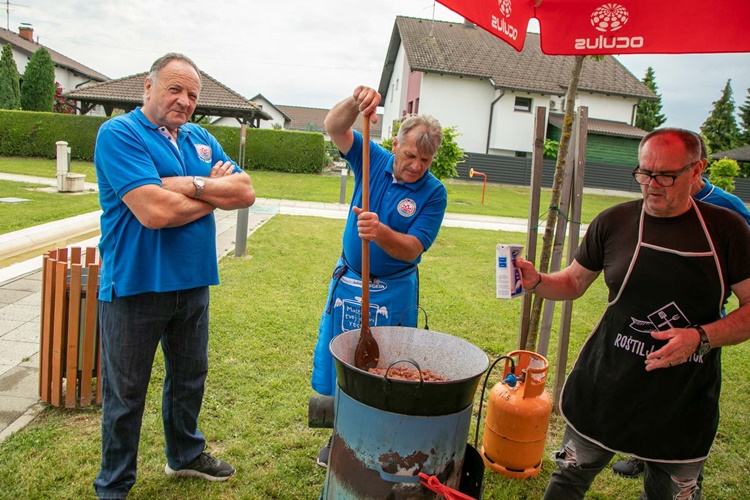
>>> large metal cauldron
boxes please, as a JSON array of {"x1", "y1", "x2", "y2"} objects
[
  {"x1": 324, "y1": 327, "x2": 489, "y2": 499},
  {"x1": 330, "y1": 326, "x2": 489, "y2": 416}
]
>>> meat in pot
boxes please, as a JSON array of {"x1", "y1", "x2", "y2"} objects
[{"x1": 368, "y1": 365, "x2": 448, "y2": 382}]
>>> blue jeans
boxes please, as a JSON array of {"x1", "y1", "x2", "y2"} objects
[
  {"x1": 544, "y1": 426, "x2": 704, "y2": 500},
  {"x1": 93, "y1": 287, "x2": 210, "y2": 499}
]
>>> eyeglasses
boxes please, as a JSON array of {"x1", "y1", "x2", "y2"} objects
[{"x1": 631, "y1": 161, "x2": 697, "y2": 187}]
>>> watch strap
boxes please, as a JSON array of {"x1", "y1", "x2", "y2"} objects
[
  {"x1": 693, "y1": 324, "x2": 710, "y2": 354},
  {"x1": 192, "y1": 176, "x2": 205, "y2": 199}
]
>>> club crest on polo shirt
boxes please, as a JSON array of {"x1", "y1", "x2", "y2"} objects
[
  {"x1": 195, "y1": 144, "x2": 212, "y2": 163},
  {"x1": 397, "y1": 198, "x2": 417, "y2": 217}
]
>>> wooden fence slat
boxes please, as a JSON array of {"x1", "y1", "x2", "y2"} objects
[
  {"x1": 80, "y1": 263, "x2": 99, "y2": 407},
  {"x1": 71, "y1": 247, "x2": 82, "y2": 266},
  {"x1": 51, "y1": 260, "x2": 68, "y2": 407},
  {"x1": 39, "y1": 247, "x2": 101, "y2": 408},
  {"x1": 65, "y1": 264, "x2": 83, "y2": 408},
  {"x1": 40, "y1": 253, "x2": 54, "y2": 402},
  {"x1": 85, "y1": 247, "x2": 96, "y2": 266}
]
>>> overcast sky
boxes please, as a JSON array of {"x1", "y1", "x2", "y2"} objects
[{"x1": 12, "y1": 0, "x2": 750, "y2": 133}]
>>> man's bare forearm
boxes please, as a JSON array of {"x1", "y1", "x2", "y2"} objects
[{"x1": 161, "y1": 171, "x2": 255, "y2": 210}]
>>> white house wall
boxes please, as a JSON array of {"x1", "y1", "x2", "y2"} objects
[
  {"x1": 11, "y1": 50, "x2": 27, "y2": 78},
  {"x1": 381, "y1": 44, "x2": 410, "y2": 140},
  {"x1": 487, "y1": 91, "x2": 539, "y2": 155},
  {"x1": 54, "y1": 67, "x2": 107, "y2": 116},
  {"x1": 250, "y1": 96, "x2": 287, "y2": 129},
  {"x1": 380, "y1": 37, "x2": 645, "y2": 156},
  {"x1": 213, "y1": 96, "x2": 287, "y2": 131},
  {"x1": 575, "y1": 93, "x2": 638, "y2": 124},
  {"x1": 212, "y1": 117, "x2": 243, "y2": 127},
  {"x1": 415, "y1": 74, "x2": 494, "y2": 154},
  {"x1": 384, "y1": 75, "x2": 642, "y2": 155}
]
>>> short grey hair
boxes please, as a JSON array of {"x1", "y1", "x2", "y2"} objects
[
  {"x1": 143, "y1": 53, "x2": 202, "y2": 102},
  {"x1": 639, "y1": 128, "x2": 702, "y2": 164},
  {"x1": 397, "y1": 115, "x2": 443, "y2": 156},
  {"x1": 695, "y1": 132, "x2": 708, "y2": 159}
]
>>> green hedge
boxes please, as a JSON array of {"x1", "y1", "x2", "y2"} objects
[
  {"x1": 0, "y1": 110, "x2": 326, "y2": 173},
  {"x1": 0, "y1": 110, "x2": 106, "y2": 159},
  {"x1": 203, "y1": 125, "x2": 326, "y2": 174}
]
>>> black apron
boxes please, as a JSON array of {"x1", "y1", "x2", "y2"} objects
[{"x1": 561, "y1": 199, "x2": 724, "y2": 462}]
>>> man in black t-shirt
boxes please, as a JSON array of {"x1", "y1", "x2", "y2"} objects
[
  {"x1": 516, "y1": 128, "x2": 750, "y2": 499},
  {"x1": 610, "y1": 133, "x2": 750, "y2": 480}
]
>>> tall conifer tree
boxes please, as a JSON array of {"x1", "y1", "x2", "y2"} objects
[
  {"x1": 700, "y1": 79, "x2": 742, "y2": 154},
  {"x1": 738, "y1": 87, "x2": 750, "y2": 145},
  {"x1": 635, "y1": 67, "x2": 666, "y2": 131},
  {"x1": 20, "y1": 47, "x2": 55, "y2": 111},
  {"x1": 0, "y1": 43, "x2": 21, "y2": 110}
]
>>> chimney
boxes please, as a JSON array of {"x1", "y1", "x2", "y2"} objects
[
  {"x1": 18, "y1": 25, "x2": 34, "y2": 42},
  {"x1": 463, "y1": 19, "x2": 476, "y2": 29}
]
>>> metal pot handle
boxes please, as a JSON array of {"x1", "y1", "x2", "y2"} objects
[
  {"x1": 396, "y1": 305, "x2": 429, "y2": 329},
  {"x1": 382, "y1": 358, "x2": 424, "y2": 397}
]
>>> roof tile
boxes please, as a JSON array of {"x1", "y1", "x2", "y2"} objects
[
  {"x1": 0, "y1": 27, "x2": 108, "y2": 81},
  {"x1": 393, "y1": 17, "x2": 655, "y2": 100},
  {"x1": 64, "y1": 70, "x2": 270, "y2": 120},
  {"x1": 711, "y1": 145, "x2": 750, "y2": 162},
  {"x1": 277, "y1": 105, "x2": 383, "y2": 137},
  {"x1": 548, "y1": 113, "x2": 647, "y2": 139}
]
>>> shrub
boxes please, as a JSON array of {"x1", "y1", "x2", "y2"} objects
[
  {"x1": 205, "y1": 125, "x2": 325, "y2": 173},
  {"x1": 54, "y1": 82, "x2": 74, "y2": 114},
  {"x1": 543, "y1": 138, "x2": 559, "y2": 159},
  {"x1": 430, "y1": 126, "x2": 464, "y2": 180},
  {"x1": 0, "y1": 110, "x2": 326, "y2": 173},
  {"x1": 380, "y1": 121, "x2": 464, "y2": 180},
  {"x1": 707, "y1": 157, "x2": 740, "y2": 193},
  {"x1": 0, "y1": 110, "x2": 105, "y2": 159},
  {"x1": 20, "y1": 48, "x2": 55, "y2": 112},
  {"x1": 0, "y1": 43, "x2": 21, "y2": 110}
]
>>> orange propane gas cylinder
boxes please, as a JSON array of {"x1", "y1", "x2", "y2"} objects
[{"x1": 480, "y1": 350, "x2": 552, "y2": 479}]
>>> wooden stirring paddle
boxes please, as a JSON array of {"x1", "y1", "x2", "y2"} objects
[{"x1": 354, "y1": 116, "x2": 380, "y2": 370}]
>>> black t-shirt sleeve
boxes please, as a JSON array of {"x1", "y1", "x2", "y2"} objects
[
  {"x1": 702, "y1": 202, "x2": 750, "y2": 286},
  {"x1": 575, "y1": 213, "x2": 604, "y2": 272}
]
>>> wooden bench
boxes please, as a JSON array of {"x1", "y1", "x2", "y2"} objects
[{"x1": 39, "y1": 247, "x2": 101, "y2": 408}]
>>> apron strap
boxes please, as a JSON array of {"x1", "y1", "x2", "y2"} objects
[
  {"x1": 325, "y1": 263, "x2": 349, "y2": 314},
  {"x1": 341, "y1": 251, "x2": 417, "y2": 280},
  {"x1": 327, "y1": 253, "x2": 419, "y2": 314}
]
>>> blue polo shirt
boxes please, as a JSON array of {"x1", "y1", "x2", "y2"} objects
[
  {"x1": 95, "y1": 107, "x2": 238, "y2": 301},
  {"x1": 694, "y1": 177, "x2": 750, "y2": 225},
  {"x1": 341, "y1": 130, "x2": 447, "y2": 277}
]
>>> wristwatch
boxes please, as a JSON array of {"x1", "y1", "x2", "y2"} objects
[
  {"x1": 192, "y1": 176, "x2": 205, "y2": 199},
  {"x1": 693, "y1": 325, "x2": 711, "y2": 356}
]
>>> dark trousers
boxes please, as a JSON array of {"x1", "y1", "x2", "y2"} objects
[
  {"x1": 93, "y1": 287, "x2": 210, "y2": 499},
  {"x1": 544, "y1": 426, "x2": 704, "y2": 500}
]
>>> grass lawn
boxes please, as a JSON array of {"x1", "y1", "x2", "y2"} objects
[
  {"x1": 0, "y1": 180, "x2": 100, "y2": 234},
  {"x1": 0, "y1": 156, "x2": 636, "y2": 235},
  {"x1": 0, "y1": 156, "x2": 97, "y2": 181},
  {"x1": 0, "y1": 216, "x2": 747, "y2": 498}
]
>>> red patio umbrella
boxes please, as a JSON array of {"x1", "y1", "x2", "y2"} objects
[
  {"x1": 435, "y1": 0, "x2": 750, "y2": 396},
  {"x1": 436, "y1": 0, "x2": 750, "y2": 55}
]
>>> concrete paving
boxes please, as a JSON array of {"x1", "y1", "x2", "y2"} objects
[
  {"x1": 0, "y1": 172, "x2": 99, "y2": 192},
  {"x1": 0, "y1": 171, "x2": 564, "y2": 446},
  {"x1": 0, "y1": 204, "x2": 277, "y2": 444}
]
